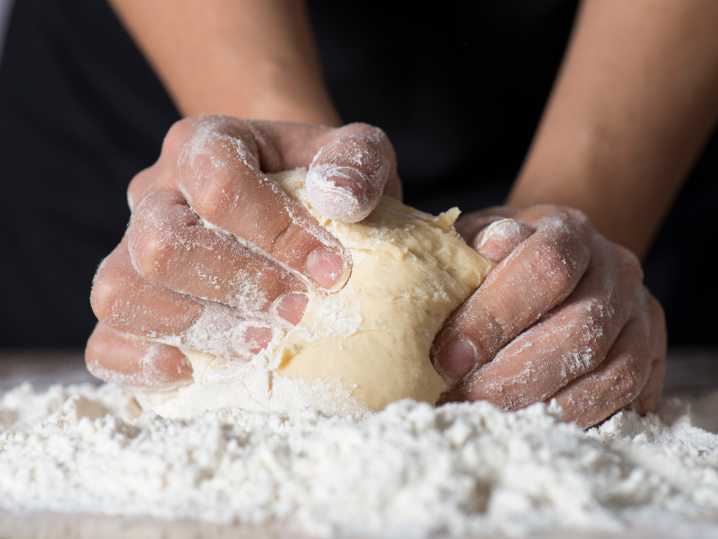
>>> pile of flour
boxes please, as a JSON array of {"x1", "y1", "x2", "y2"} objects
[{"x1": 1, "y1": 382, "x2": 718, "y2": 538}]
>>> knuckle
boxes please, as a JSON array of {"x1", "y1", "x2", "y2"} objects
[
  {"x1": 163, "y1": 118, "x2": 197, "y2": 154},
  {"x1": 127, "y1": 193, "x2": 186, "y2": 280},
  {"x1": 265, "y1": 219, "x2": 305, "y2": 256},
  {"x1": 127, "y1": 168, "x2": 156, "y2": 209},
  {"x1": 563, "y1": 206, "x2": 592, "y2": 229},
  {"x1": 129, "y1": 224, "x2": 174, "y2": 280},
  {"x1": 253, "y1": 271, "x2": 299, "y2": 306},
  {"x1": 177, "y1": 134, "x2": 258, "y2": 223},
  {"x1": 540, "y1": 205, "x2": 594, "y2": 240},
  {"x1": 527, "y1": 214, "x2": 592, "y2": 293},
  {"x1": 474, "y1": 303, "x2": 511, "y2": 355},
  {"x1": 90, "y1": 270, "x2": 123, "y2": 324},
  {"x1": 567, "y1": 338, "x2": 603, "y2": 374},
  {"x1": 615, "y1": 353, "x2": 644, "y2": 398},
  {"x1": 461, "y1": 373, "x2": 506, "y2": 408},
  {"x1": 489, "y1": 386, "x2": 522, "y2": 412},
  {"x1": 616, "y1": 245, "x2": 644, "y2": 282},
  {"x1": 189, "y1": 168, "x2": 237, "y2": 222},
  {"x1": 243, "y1": 122, "x2": 281, "y2": 171},
  {"x1": 533, "y1": 238, "x2": 580, "y2": 290},
  {"x1": 84, "y1": 328, "x2": 102, "y2": 365}
]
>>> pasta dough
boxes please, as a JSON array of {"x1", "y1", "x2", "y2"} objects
[{"x1": 136, "y1": 169, "x2": 494, "y2": 417}]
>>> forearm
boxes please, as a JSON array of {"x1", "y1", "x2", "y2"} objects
[
  {"x1": 108, "y1": 0, "x2": 341, "y2": 126},
  {"x1": 508, "y1": 0, "x2": 718, "y2": 258}
]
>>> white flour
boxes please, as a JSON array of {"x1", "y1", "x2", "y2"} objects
[{"x1": 1, "y1": 382, "x2": 718, "y2": 538}]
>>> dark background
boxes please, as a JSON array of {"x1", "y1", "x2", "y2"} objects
[{"x1": 0, "y1": 0, "x2": 715, "y2": 348}]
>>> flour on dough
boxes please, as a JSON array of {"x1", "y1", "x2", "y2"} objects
[{"x1": 135, "y1": 168, "x2": 494, "y2": 418}]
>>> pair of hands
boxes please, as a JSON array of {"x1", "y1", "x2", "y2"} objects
[{"x1": 86, "y1": 115, "x2": 666, "y2": 428}]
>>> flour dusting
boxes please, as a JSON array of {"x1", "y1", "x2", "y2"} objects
[{"x1": 1, "y1": 382, "x2": 717, "y2": 537}]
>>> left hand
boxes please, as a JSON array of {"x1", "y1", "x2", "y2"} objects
[
  {"x1": 86, "y1": 117, "x2": 401, "y2": 389},
  {"x1": 433, "y1": 205, "x2": 666, "y2": 428}
]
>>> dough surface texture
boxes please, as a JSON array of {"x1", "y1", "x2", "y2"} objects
[{"x1": 137, "y1": 169, "x2": 493, "y2": 418}]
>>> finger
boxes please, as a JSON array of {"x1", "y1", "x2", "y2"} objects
[
  {"x1": 92, "y1": 239, "x2": 278, "y2": 361},
  {"x1": 440, "y1": 240, "x2": 642, "y2": 404},
  {"x1": 433, "y1": 207, "x2": 592, "y2": 380},
  {"x1": 472, "y1": 219, "x2": 534, "y2": 263},
  {"x1": 128, "y1": 189, "x2": 308, "y2": 324},
  {"x1": 632, "y1": 294, "x2": 667, "y2": 415},
  {"x1": 86, "y1": 322, "x2": 193, "y2": 389},
  {"x1": 173, "y1": 117, "x2": 351, "y2": 291},
  {"x1": 440, "y1": 276, "x2": 628, "y2": 407},
  {"x1": 455, "y1": 209, "x2": 534, "y2": 262},
  {"x1": 228, "y1": 120, "x2": 401, "y2": 218},
  {"x1": 305, "y1": 123, "x2": 401, "y2": 222},
  {"x1": 454, "y1": 206, "x2": 525, "y2": 242},
  {"x1": 92, "y1": 239, "x2": 204, "y2": 338},
  {"x1": 551, "y1": 316, "x2": 653, "y2": 428}
]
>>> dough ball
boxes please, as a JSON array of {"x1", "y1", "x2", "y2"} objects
[{"x1": 135, "y1": 169, "x2": 494, "y2": 418}]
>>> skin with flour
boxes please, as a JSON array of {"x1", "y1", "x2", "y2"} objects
[
  {"x1": 85, "y1": 0, "x2": 713, "y2": 427},
  {"x1": 135, "y1": 169, "x2": 494, "y2": 417}
]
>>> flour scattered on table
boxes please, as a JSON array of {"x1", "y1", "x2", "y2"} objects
[{"x1": 1, "y1": 383, "x2": 718, "y2": 538}]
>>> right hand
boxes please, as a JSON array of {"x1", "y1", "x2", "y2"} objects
[
  {"x1": 433, "y1": 206, "x2": 666, "y2": 428},
  {"x1": 86, "y1": 116, "x2": 401, "y2": 389}
]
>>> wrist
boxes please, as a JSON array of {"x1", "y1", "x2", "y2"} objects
[
  {"x1": 175, "y1": 61, "x2": 342, "y2": 127},
  {"x1": 244, "y1": 62, "x2": 342, "y2": 126}
]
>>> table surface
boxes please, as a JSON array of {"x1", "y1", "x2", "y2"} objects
[{"x1": 1, "y1": 348, "x2": 717, "y2": 539}]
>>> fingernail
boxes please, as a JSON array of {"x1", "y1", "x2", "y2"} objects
[
  {"x1": 438, "y1": 339, "x2": 476, "y2": 380},
  {"x1": 244, "y1": 327, "x2": 272, "y2": 354},
  {"x1": 306, "y1": 250, "x2": 349, "y2": 290},
  {"x1": 277, "y1": 293, "x2": 308, "y2": 325}
]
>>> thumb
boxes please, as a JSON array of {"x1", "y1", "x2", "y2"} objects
[
  {"x1": 472, "y1": 218, "x2": 535, "y2": 263},
  {"x1": 306, "y1": 123, "x2": 401, "y2": 223}
]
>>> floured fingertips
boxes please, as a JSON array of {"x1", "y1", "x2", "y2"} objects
[{"x1": 473, "y1": 219, "x2": 534, "y2": 262}]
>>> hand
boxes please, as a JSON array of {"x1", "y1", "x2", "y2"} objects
[
  {"x1": 86, "y1": 115, "x2": 400, "y2": 388},
  {"x1": 433, "y1": 205, "x2": 667, "y2": 428}
]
